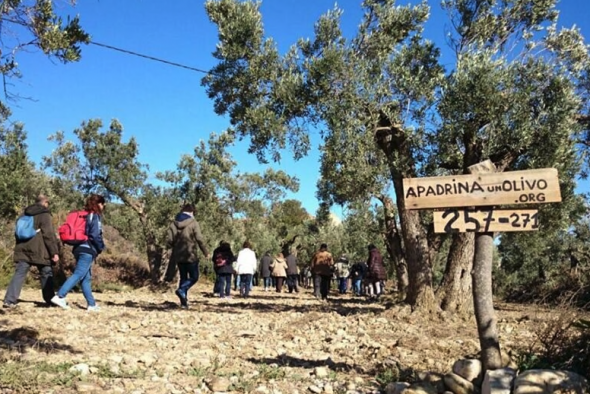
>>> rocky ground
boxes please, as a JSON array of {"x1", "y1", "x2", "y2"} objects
[{"x1": 0, "y1": 283, "x2": 552, "y2": 394}]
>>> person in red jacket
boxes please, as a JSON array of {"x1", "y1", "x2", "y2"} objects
[{"x1": 366, "y1": 244, "x2": 386, "y2": 299}]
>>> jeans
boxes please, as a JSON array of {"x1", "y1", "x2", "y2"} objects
[
  {"x1": 178, "y1": 262, "x2": 199, "y2": 294},
  {"x1": 314, "y1": 274, "x2": 331, "y2": 299},
  {"x1": 353, "y1": 278, "x2": 362, "y2": 295},
  {"x1": 263, "y1": 277, "x2": 271, "y2": 289},
  {"x1": 287, "y1": 274, "x2": 299, "y2": 293},
  {"x1": 218, "y1": 273, "x2": 232, "y2": 297},
  {"x1": 234, "y1": 274, "x2": 240, "y2": 290},
  {"x1": 58, "y1": 253, "x2": 96, "y2": 307},
  {"x1": 338, "y1": 277, "x2": 348, "y2": 294},
  {"x1": 3, "y1": 261, "x2": 54, "y2": 305},
  {"x1": 240, "y1": 274, "x2": 253, "y2": 297}
]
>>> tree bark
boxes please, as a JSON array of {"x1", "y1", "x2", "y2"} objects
[
  {"x1": 379, "y1": 195, "x2": 408, "y2": 299},
  {"x1": 438, "y1": 232, "x2": 474, "y2": 312},
  {"x1": 469, "y1": 161, "x2": 502, "y2": 371},
  {"x1": 375, "y1": 124, "x2": 435, "y2": 311}
]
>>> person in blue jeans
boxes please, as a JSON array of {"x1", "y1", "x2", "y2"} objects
[
  {"x1": 52, "y1": 194, "x2": 106, "y2": 311},
  {"x1": 165, "y1": 204, "x2": 209, "y2": 309},
  {"x1": 212, "y1": 241, "x2": 235, "y2": 298}
]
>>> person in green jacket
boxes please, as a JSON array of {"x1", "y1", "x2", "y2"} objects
[
  {"x1": 3, "y1": 195, "x2": 60, "y2": 308},
  {"x1": 166, "y1": 204, "x2": 209, "y2": 309}
]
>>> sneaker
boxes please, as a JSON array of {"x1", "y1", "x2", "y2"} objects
[
  {"x1": 87, "y1": 305, "x2": 100, "y2": 312},
  {"x1": 2, "y1": 302, "x2": 17, "y2": 309},
  {"x1": 50, "y1": 295, "x2": 70, "y2": 310},
  {"x1": 180, "y1": 304, "x2": 189, "y2": 310}
]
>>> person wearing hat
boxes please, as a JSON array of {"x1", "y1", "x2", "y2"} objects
[{"x1": 334, "y1": 254, "x2": 350, "y2": 294}]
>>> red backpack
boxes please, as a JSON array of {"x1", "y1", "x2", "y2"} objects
[{"x1": 59, "y1": 210, "x2": 90, "y2": 245}]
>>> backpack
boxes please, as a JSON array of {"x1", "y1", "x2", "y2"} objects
[
  {"x1": 214, "y1": 251, "x2": 227, "y2": 267},
  {"x1": 59, "y1": 210, "x2": 91, "y2": 245},
  {"x1": 15, "y1": 215, "x2": 39, "y2": 241}
]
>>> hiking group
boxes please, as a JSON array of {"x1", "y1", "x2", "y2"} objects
[{"x1": 3, "y1": 197, "x2": 387, "y2": 310}]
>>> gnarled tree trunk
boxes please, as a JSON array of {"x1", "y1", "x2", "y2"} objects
[
  {"x1": 437, "y1": 232, "x2": 474, "y2": 312},
  {"x1": 378, "y1": 195, "x2": 408, "y2": 299}
]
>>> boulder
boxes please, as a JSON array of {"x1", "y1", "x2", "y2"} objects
[
  {"x1": 401, "y1": 382, "x2": 438, "y2": 394},
  {"x1": 452, "y1": 359, "x2": 483, "y2": 385},
  {"x1": 482, "y1": 368, "x2": 516, "y2": 394},
  {"x1": 444, "y1": 373, "x2": 475, "y2": 394},
  {"x1": 386, "y1": 382, "x2": 410, "y2": 394},
  {"x1": 513, "y1": 370, "x2": 588, "y2": 394},
  {"x1": 207, "y1": 376, "x2": 230, "y2": 392}
]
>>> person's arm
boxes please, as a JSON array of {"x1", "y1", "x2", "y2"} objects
[
  {"x1": 87, "y1": 214, "x2": 105, "y2": 254},
  {"x1": 39, "y1": 213, "x2": 59, "y2": 257},
  {"x1": 191, "y1": 221, "x2": 209, "y2": 257},
  {"x1": 166, "y1": 223, "x2": 176, "y2": 249}
]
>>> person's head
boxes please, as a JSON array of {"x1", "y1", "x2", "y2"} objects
[
  {"x1": 320, "y1": 243, "x2": 328, "y2": 251},
  {"x1": 181, "y1": 203, "x2": 195, "y2": 216},
  {"x1": 368, "y1": 244, "x2": 376, "y2": 251},
  {"x1": 220, "y1": 240, "x2": 231, "y2": 249},
  {"x1": 277, "y1": 252, "x2": 284, "y2": 259},
  {"x1": 243, "y1": 240, "x2": 252, "y2": 249},
  {"x1": 84, "y1": 194, "x2": 106, "y2": 213},
  {"x1": 340, "y1": 254, "x2": 348, "y2": 262},
  {"x1": 36, "y1": 194, "x2": 50, "y2": 208}
]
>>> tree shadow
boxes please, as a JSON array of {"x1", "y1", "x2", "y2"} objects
[
  {"x1": 196, "y1": 299, "x2": 384, "y2": 316},
  {"x1": 104, "y1": 299, "x2": 181, "y2": 311},
  {"x1": 247, "y1": 354, "x2": 360, "y2": 372},
  {"x1": 0, "y1": 326, "x2": 81, "y2": 354}
]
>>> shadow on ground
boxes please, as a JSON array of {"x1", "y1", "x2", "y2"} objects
[{"x1": 0, "y1": 325, "x2": 81, "y2": 354}]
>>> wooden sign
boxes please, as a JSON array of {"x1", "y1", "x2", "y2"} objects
[
  {"x1": 434, "y1": 209, "x2": 539, "y2": 233},
  {"x1": 403, "y1": 168, "x2": 561, "y2": 209}
]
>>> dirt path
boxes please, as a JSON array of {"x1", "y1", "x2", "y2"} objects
[{"x1": 0, "y1": 284, "x2": 542, "y2": 394}]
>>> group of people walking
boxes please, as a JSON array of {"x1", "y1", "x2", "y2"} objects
[{"x1": 3, "y1": 197, "x2": 387, "y2": 311}]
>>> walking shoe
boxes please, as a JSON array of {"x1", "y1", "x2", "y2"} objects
[
  {"x1": 2, "y1": 302, "x2": 17, "y2": 309},
  {"x1": 175, "y1": 289, "x2": 188, "y2": 307},
  {"x1": 50, "y1": 295, "x2": 70, "y2": 310},
  {"x1": 87, "y1": 305, "x2": 101, "y2": 312}
]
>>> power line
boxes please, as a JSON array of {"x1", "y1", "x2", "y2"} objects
[{"x1": 89, "y1": 41, "x2": 211, "y2": 75}]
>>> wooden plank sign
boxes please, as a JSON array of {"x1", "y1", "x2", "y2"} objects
[
  {"x1": 433, "y1": 209, "x2": 539, "y2": 233},
  {"x1": 403, "y1": 168, "x2": 561, "y2": 209}
]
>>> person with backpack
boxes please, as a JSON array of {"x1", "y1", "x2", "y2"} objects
[
  {"x1": 235, "y1": 240, "x2": 257, "y2": 297},
  {"x1": 350, "y1": 260, "x2": 368, "y2": 296},
  {"x1": 3, "y1": 195, "x2": 60, "y2": 309},
  {"x1": 163, "y1": 203, "x2": 209, "y2": 309},
  {"x1": 212, "y1": 241, "x2": 234, "y2": 298},
  {"x1": 51, "y1": 194, "x2": 106, "y2": 311}
]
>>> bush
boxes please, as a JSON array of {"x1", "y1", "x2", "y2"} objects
[{"x1": 515, "y1": 306, "x2": 590, "y2": 380}]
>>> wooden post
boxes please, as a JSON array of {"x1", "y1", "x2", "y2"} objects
[{"x1": 469, "y1": 160, "x2": 502, "y2": 371}]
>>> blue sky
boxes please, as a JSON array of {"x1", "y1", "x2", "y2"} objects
[{"x1": 9, "y1": 0, "x2": 590, "y2": 215}]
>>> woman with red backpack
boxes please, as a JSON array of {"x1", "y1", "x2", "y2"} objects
[
  {"x1": 51, "y1": 194, "x2": 106, "y2": 311},
  {"x1": 212, "y1": 241, "x2": 235, "y2": 298}
]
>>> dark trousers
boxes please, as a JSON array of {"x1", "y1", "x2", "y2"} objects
[
  {"x1": 314, "y1": 274, "x2": 331, "y2": 299},
  {"x1": 275, "y1": 277, "x2": 285, "y2": 292},
  {"x1": 217, "y1": 273, "x2": 232, "y2": 297},
  {"x1": 4, "y1": 261, "x2": 54, "y2": 305},
  {"x1": 240, "y1": 274, "x2": 253, "y2": 297},
  {"x1": 287, "y1": 274, "x2": 299, "y2": 293},
  {"x1": 178, "y1": 262, "x2": 199, "y2": 294},
  {"x1": 338, "y1": 277, "x2": 348, "y2": 294}
]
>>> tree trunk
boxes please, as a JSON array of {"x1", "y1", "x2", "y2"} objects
[
  {"x1": 392, "y1": 176, "x2": 436, "y2": 309},
  {"x1": 438, "y1": 232, "x2": 474, "y2": 312},
  {"x1": 469, "y1": 161, "x2": 502, "y2": 371},
  {"x1": 375, "y1": 124, "x2": 435, "y2": 311},
  {"x1": 379, "y1": 195, "x2": 408, "y2": 299}
]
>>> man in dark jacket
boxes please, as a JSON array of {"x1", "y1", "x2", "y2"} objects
[
  {"x1": 260, "y1": 252, "x2": 273, "y2": 291},
  {"x1": 212, "y1": 241, "x2": 235, "y2": 298},
  {"x1": 350, "y1": 261, "x2": 368, "y2": 296},
  {"x1": 286, "y1": 251, "x2": 299, "y2": 294},
  {"x1": 3, "y1": 195, "x2": 60, "y2": 308},
  {"x1": 166, "y1": 204, "x2": 209, "y2": 308},
  {"x1": 311, "y1": 243, "x2": 334, "y2": 300}
]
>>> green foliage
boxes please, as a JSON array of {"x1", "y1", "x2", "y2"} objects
[
  {"x1": 0, "y1": 1, "x2": 89, "y2": 102},
  {"x1": 0, "y1": 359, "x2": 77, "y2": 391}
]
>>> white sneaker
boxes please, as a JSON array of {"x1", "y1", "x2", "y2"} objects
[
  {"x1": 87, "y1": 305, "x2": 100, "y2": 312},
  {"x1": 51, "y1": 295, "x2": 70, "y2": 310}
]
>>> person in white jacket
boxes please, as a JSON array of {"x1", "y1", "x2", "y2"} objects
[{"x1": 236, "y1": 241, "x2": 257, "y2": 297}]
